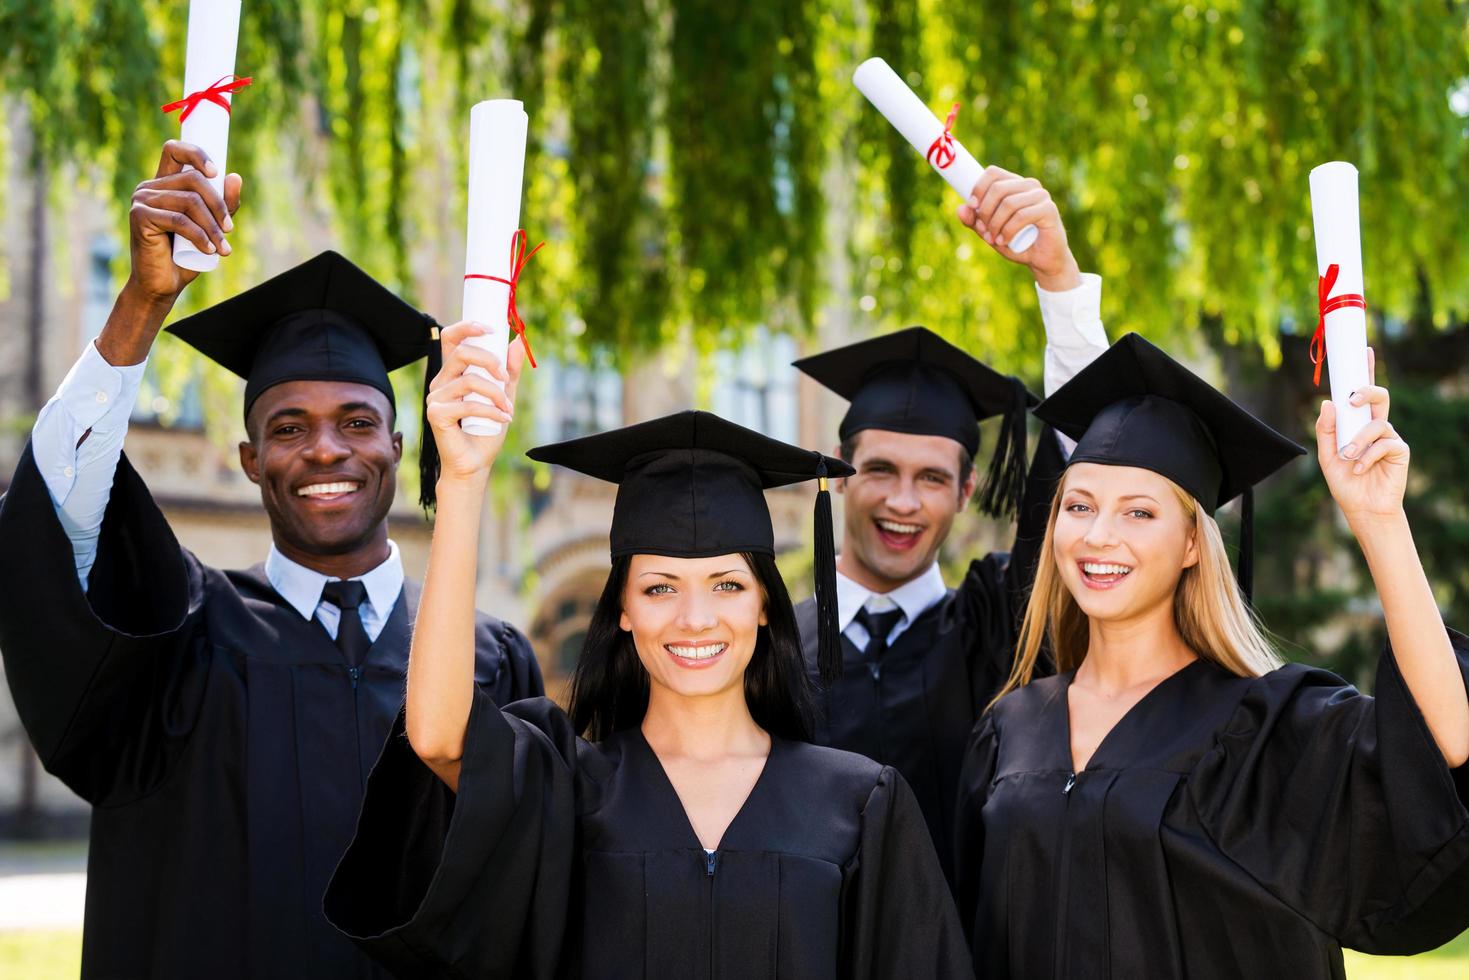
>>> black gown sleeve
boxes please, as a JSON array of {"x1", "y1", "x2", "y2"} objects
[
  {"x1": 951, "y1": 712, "x2": 998, "y2": 944},
  {"x1": 324, "y1": 692, "x2": 580, "y2": 979},
  {"x1": 480, "y1": 616, "x2": 547, "y2": 703},
  {"x1": 1189, "y1": 628, "x2": 1469, "y2": 954},
  {"x1": 0, "y1": 442, "x2": 206, "y2": 805},
  {"x1": 845, "y1": 766, "x2": 975, "y2": 978},
  {"x1": 956, "y1": 424, "x2": 1068, "y2": 705}
]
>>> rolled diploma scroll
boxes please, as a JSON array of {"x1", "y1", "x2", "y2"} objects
[
  {"x1": 1309, "y1": 162, "x2": 1372, "y2": 451},
  {"x1": 172, "y1": 0, "x2": 243, "y2": 273},
  {"x1": 460, "y1": 100, "x2": 529, "y2": 436},
  {"x1": 853, "y1": 57, "x2": 1037, "y2": 254}
]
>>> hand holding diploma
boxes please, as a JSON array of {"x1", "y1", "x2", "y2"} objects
[
  {"x1": 853, "y1": 56, "x2": 1038, "y2": 254},
  {"x1": 425, "y1": 321, "x2": 524, "y2": 486},
  {"x1": 94, "y1": 141, "x2": 243, "y2": 368},
  {"x1": 956, "y1": 166, "x2": 1080, "y2": 291}
]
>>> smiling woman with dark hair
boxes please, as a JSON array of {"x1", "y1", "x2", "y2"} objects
[{"x1": 323, "y1": 323, "x2": 973, "y2": 979}]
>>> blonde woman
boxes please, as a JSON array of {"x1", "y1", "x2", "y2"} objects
[{"x1": 954, "y1": 333, "x2": 1469, "y2": 979}]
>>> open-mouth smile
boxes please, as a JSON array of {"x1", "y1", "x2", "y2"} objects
[{"x1": 663, "y1": 641, "x2": 729, "y2": 669}]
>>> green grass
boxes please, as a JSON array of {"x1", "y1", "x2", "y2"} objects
[
  {"x1": 1345, "y1": 930, "x2": 1469, "y2": 979},
  {"x1": 0, "y1": 929, "x2": 1465, "y2": 978},
  {"x1": 0, "y1": 931, "x2": 81, "y2": 977}
]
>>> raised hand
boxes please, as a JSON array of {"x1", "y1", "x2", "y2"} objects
[
  {"x1": 956, "y1": 165, "x2": 1080, "y2": 292},
  {"x1": 128, "y1": 140, "x2": 242, "y2": 302},
  {"x1": 1315, "y1": 348, "x2": 1409, "y2": 528},
  {"x1": 424, "y1": 321, "x2": 525, "y2": 487},
  {"x1": 96, "y1": 141, "x2": 243, "y2": 367}
]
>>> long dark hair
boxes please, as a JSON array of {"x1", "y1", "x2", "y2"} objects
[{"x1": 567, "y1": 552, "x2": 817, "y2": 742}]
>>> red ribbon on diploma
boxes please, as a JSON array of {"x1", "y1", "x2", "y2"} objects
[
  {"x1": 926, "y1": 103, "x2": 961, "y2": 169},
  {"x1": 161, "y1": 75, "x2": 254, "y2": 123},
  {"x1": 1311, "y1": 263, "x2": 1366, "y2": 386},
  {"x1": 465, "y1": 230, "x2": 546, "y2": 369}
]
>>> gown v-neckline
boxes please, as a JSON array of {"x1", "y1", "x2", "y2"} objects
[
  {"x1": 635, "y1": 729, "x2": 778, "y2": 852},
  {"x1": 1062, "y1": 658, "x2": 1204, "y2": 773}
]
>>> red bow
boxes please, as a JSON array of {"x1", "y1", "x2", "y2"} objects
[
  {"x1": 926, "y1": 102, "x2": 961, "y2": 169},
  {"x1": 1311, "y1": 263, "x2": 1366, "y2": 386},
  {"x1": 161, "y1": 75, "x2": 254, "y2": 123},
  {"x1": 465, "y1": 230, "x2": 546, "y2": 369}
]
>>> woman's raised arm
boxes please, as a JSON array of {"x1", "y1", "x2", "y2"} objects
[
  {"x1": 405, "y1": 323, "x2": 524, "y2": 789},
  {"x1": 1316, "y1": 351, "x2": 1469, "y2": 768}
]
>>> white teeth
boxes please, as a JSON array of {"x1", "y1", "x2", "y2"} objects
[
  {"x1": 1082, "y1": 562, "x2": 1132, "y2": 577},
  {"x1": 297, "y1": 482, "x2": 362, "y2": 497},
  {"x1": 876, "y1": 519, "x2": 922, "y2": 535},
  {"x1": 666, "y1": 643, "x2": 728, "y2": 661}
]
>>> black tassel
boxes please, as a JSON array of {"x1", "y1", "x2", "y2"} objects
[
  {"x1": 977, "y1": 378, "x2": 1031, "y2": 520},
  {"x1": 418, "y1": 320, "x2": 443, "y2": 514},
  {"x1": 812, "y1": 459, "x2": 843, "y2": 684},
  {"x1": 1236, "y1": 486, "x2": 1254, "y2": 605}
]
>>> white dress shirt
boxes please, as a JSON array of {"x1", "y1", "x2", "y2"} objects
[
  {"x1": 31, "y1": 340, "x2": 150, "y2": 587},
  {"x1": 837, "y1": 562, "x2": 948, "y2": 649},
  {"x1": 264, "y1": 540, "x2": 404, "y2": 642}
]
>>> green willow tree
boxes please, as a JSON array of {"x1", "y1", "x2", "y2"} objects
[
  {"x1": 4, "y1": 1, "x2": 1464, "y2": 363},
  {"x1": 3, "y1": 1, "x2": 1468, "y2": 662}
]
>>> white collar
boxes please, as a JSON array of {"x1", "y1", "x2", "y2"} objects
[
  {"x1": 834, "y1": 560, "x2": 948, "y2": 632},
  {"x1": 264, "y1": 539, "x2": 404, "y2": 621}
]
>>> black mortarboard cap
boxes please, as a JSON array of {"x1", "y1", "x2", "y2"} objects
[
  {"x1": 1033, "y1": 332, "x2": 1306, "y2": 598},
  {"x1": 527, "y1": 411, "x2": 855, "y2": 682},
  {"x1": 793, "y1": 326, "x2": 1038, "y2": 518},
  {"x1": 165, "y1": 251, "x2": 447, "y2": 511}
]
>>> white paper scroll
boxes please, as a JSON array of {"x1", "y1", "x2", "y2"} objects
[
  {"x1": 460, "y1": 100, "x2": 529, "y2": 436},
  {"x1": 853, "y1": 57, "x2": 1037, "y2": 254},
  {"x1": 1309, "y1": 162, "x2": 1372, "y2": 451},
  {"x1": 172, "y1": 0, "x2": 243, "y2": 273}
]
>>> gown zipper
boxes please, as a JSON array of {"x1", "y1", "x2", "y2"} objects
[
  {"x1": 705, "y1": 850, "x2": 719, "y2": 979},
  {"x1": 867, "y1": 658, "x2": 885, "y2": 760},
  {"x1": 1053, "y1": 771, "x2": 1078, "y2": 977},
  {"x1": 348, "y1": 664, "x2": 364, "y2": 791}
]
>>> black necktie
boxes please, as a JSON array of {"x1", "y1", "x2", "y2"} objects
[
  {"x1": 853, "y1": 606, "x2": 905, "y2": 680},
  {"x1": 321, "y1": 580, "x2": 370, "y2": 667}
]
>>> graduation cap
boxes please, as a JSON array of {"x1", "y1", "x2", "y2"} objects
[
  {"x1": 1033, "y1": 332, "x2": 1306, "y2": 599},
  {"x1": 166, "y1": 251, "x2": 447, "y2": 511},
  {"x1": 527, "y1": 411, "x2": 856, "y2": 682},
  {"x1": 792, "y1": 326, "x2": 1038, "y2": 518}
]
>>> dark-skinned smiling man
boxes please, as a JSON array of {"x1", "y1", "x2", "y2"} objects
[
  {"x1": 795, "y1": 167, "x2": 1108, "y2": 885},
  {"x1": 0, "y1": 141, "x2": 543, "y2": 979}
]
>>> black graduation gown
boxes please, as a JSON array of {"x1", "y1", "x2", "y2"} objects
[
  {"x1": 324, "y1": 691, "x2": 974, "y2": 979},
  {"x1": 0, "y1": 443, "x2": 544, "y2": 980},
  {"x1": 798, "y1": 428, "x2": 1067, "y2": 879},
  {"x1": 955, "y1": 633, "x2": 1469, "y2": 979}
]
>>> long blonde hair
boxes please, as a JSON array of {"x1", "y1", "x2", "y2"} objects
[{"x1": 992, "y1": 476, "x2": 1281, "y2": 706}]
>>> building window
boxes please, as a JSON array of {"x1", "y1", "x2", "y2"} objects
[
  {"x1": 81, "y1": 235, "x2": 119, "y2": 347},
  {"x1": 711, "y1": 327, "x2": 798, "y2": 443},
  {"x1": 131, "y1": 366, "x2": 205, "y2": 430},
  {"x1": 533, "y1": 356, "x2": 623, "y2": 444}
]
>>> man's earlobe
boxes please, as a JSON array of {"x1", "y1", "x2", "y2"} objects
[
  {"x1": 238, "y1": 441, "x2": 262, "y2": 485},
  {"x1": 958, "y1": 473, "x2": 979, "y2": 510},
  {"x1": 392, "y1": 431, "x2": 404, "y2": 466}
]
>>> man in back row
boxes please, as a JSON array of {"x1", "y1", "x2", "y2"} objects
[
  {"x1": 796, "y1": 168, "x2": 1108, "y2": 878},
  {"x1": 0, "y1": 141, "x2": 543, "y2": 978}
]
